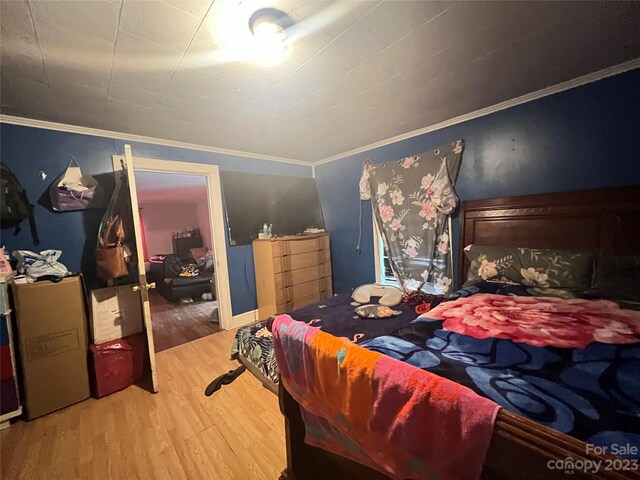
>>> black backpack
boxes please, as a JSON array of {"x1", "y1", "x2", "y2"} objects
[{"x1": 0, "y1": 163, "x2": 39, "y2": 244}]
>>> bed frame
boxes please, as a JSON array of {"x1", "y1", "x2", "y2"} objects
[{"x1": 273, "y1": 185, "x2": 640, "y2": 480}]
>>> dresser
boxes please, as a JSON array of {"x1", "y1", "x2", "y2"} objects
[
  {"x1": 253, "y1": 233, "x2": 332, "y2": 319},
  {"x1": 0, "y1": 278, "x2": 22, "y2": 428}
]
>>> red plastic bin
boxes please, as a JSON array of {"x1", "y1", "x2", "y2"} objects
[{"x1": 89, "y1": 332, "x2": 147, "y2": 398}]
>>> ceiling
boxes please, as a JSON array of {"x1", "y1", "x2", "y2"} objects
[{"x1": 1, "y1": 1, "x2": 639, "y2": 163}]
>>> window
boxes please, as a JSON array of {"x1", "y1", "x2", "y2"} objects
[
  {"x1": 373, "y1": 215, "x2": 455, "y2": 294},
  {"x1": 373, "y1": 218, "x2": 399, "y2": 286}
]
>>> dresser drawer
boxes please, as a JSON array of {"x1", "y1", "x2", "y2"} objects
[
  {"x1": 275, "y1": 277, "x2": 331, "y2": 305},
  {"x1": 275, "y1": 263, "x2": 332, "y2": 289},
  {"x1": 273, "y1": 250, "x2": 329, "y2": 273},
  {"x1": 273, "y1": 236, "x2": 329, "y2": 257},
  {"x1": 276, "y1": 292, "x2": 321, "y2": 313},
  {"x1": 319, "y1": 276, "x2": 332, "y2": 297}
]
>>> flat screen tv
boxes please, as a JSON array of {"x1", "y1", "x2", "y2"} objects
[{"x1": 220, "y1": 171, "x2": 325, "y2": 246}]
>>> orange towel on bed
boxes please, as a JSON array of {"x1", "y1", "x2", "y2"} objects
[
  {"x1": 272, "y1": 314, "x2": 500, "y2": 480},
  {"x1": 308, "y1": 332, "x2": 380, "y2": 430}
]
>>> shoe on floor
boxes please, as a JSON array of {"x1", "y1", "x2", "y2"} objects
[{"x1": 204, "y1": 365, "x2": 246, "y2": 396}]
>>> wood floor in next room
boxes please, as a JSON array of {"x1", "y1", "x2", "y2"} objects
[
  {"x1": 149, "y1": 290, "x2": 221, "y2": 352},
  {"x1": 0, "y1": 328, "x2": 286, "y2": 479}
]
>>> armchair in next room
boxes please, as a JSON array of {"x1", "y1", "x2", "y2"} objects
[{"x1": 147, "y1": 253, "x2": 215, "y2": 303}]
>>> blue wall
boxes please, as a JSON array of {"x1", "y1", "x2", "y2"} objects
[
  {"x1": 0, "y1": 124, "x2": 312, "y2": 315},
  {"x1": 316, "y1": 68, "x2": 640, "y2": 294},
  {"x1": 4, "y1": 69, "x2": 640, "y2": 310}
]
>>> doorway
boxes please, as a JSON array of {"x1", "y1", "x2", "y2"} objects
[
  {"x1": 112, "y1": 153, "x2": 233, "y2": 355},
  {"x1": 134, "y1": 171, "x2": 220, "y2": 352}
]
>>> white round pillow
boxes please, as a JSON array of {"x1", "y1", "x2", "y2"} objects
[{"x1": 352, "y1": 284, "x2": 404, "y2": 307}]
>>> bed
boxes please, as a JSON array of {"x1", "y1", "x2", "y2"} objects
[
  {"x1": 231, "y1": 292, "x2": 419, "y2": 393},
  {"x1": 268, "y1": 185, "x2": 640, "y2": 480}
]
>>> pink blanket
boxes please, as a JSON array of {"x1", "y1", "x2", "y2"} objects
[
  {"x1": 272, "y1": 314, "x2": 499, "y2": 480},
  {"x1": 425, "y1": 294, "x2": 640, "y2": 348}
]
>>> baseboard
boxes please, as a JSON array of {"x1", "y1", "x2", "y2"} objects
[{"x1": 228, "y1": 309, "x2": 259, "y2": 329}]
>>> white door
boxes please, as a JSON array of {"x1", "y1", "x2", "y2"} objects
[{"x1": 113, "y1": 145, "x2": 159, "y2": 393}]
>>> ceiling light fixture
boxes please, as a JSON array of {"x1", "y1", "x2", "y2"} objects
[{"x1": 248, "y1": 8, "x2": 291, "y2": 66}]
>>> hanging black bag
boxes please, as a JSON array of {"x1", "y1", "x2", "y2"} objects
[{"x1": 0, "y1": 163, "x2": 39, "y2": 244}]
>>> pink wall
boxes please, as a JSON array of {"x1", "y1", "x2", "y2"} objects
[
  {"x1": 195, "y1": 200, "x2": 212, "y2": 252},
  {"x1": 140, "y1": 203, "x2": 204, "y2": 255}
]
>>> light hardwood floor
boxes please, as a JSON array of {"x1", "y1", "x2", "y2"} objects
[{"x1": 0, "y1": 328, "x2": 286, "y2": 479}]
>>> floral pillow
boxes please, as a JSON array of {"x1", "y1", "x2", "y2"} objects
[{"x1": 464, "y1": 245, "x2": 596, "y2": 290}]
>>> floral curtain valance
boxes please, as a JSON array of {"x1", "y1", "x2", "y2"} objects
[{"x1": 365, "y1": 140, "x2": 463, "y2": 295}]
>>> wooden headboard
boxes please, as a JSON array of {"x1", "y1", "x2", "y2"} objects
[{"x1": 458, "y1": 185, "x2": 640, "y2": 286}]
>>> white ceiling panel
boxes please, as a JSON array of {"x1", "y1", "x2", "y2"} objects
[
  {"x1": 28, "y1": 0, "x2": 121, "y2": 43},
  {"x1": 252, "y1": 76, "x2": 322, "y2": 115},
  {"x1": 284, "y1": 24, "x2": 333, "y2": 65},
  {"x1": 285, "y1": 86, "x2": 340, "y2": 121},
  {"x1": 34, "y1": 23, "x2": 114, "y2": 91},
  {"x1": 108, "y1": 82, "x2": 162, "y2": 108},
  {"x1": 359, "y1": 1, "x2": 448, "y2": 46},
  {"x1": 1, "y1": 0, "x2": 639, "y2": 162},
  {"x1": 0, "y1": 0, "x2": 48, "y2": 85},
  {"x1": 113, "y1": 30, "x2": 183, "y2": 73},
  {"x1": 289, "y1": 22, "x2": 388, "y2": 90},
  {"x1": 110, "y1": 62, "x2": 172, "y2": 96},
  {"x1": 285, "y1": 0, "x2": 380, "y2": 39},
  {"x1": 161, "y1": 0, "x2": 213, "y2": 19},
  {"x1": 119, "y1": 0, "x2": 201, "y2": 52},
  {"x1": 232, "y1": 59, "x2": 301, "y2": 87},
  {"x1": 182, "y1": 39, "x2": 237, "y2": 79},
  {"x1": 218, "y1": 69, "x2": 275, "y2": 101},
  {"x1": 0, "y1": 41, "x2": 48, "y2": 83},
  {"x1": 0, "y1": 77, "x2": 51, "y2": 112}
]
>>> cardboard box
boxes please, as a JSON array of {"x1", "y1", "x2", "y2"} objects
[
  {"x1": 89, "y1": 286, "x2": 143, "y2": 344},
  {"x1": 89, "y1": 332, "x2": 147, "y2": 398},
  {"x1": 11, "y1": 276, "x2": 90, "y2": 420}
]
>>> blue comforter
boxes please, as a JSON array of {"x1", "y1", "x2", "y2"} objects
[{"x1": 360, "y1": 282, "x2": 640, "y2": 458}]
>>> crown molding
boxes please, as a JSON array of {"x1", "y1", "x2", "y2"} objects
[
  {"x1": 0, "y1": 114, "x2": 313, "y2": 167},
  {"x1": 2, "y1": 59, "x2": 638, "y2": 167},
  {"x1": 314, "y1": 58, "x2": 640, "y2": 166}
]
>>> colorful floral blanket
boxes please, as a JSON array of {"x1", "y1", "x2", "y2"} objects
[
  {"x1": 427, "y1": 293, "x2": 640, "y2": 349},
  {"x1": 360, "y1": 282, "x2": 640, "y2": 456},
  {"x1": 272, "y1": 314, "x2": 499, "y2": 480}
]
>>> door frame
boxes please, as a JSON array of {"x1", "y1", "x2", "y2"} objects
[{"x1": 112, "y1": 154, "x2": 233, "y2": 330}]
